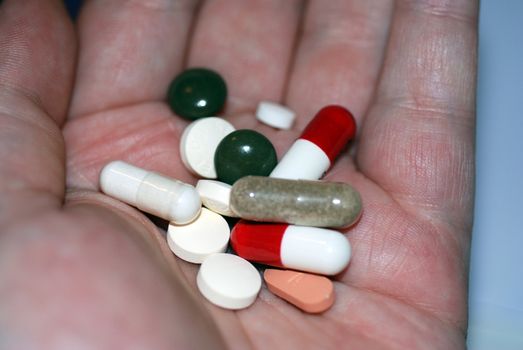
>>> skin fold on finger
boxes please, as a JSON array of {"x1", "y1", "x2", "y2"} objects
[
  {"x1": 69, "y1": 0, "x2": 200, "y2": 119},
  {"x1": 285, "y1": 0, "x2": 393, "y2": 132},
  {"x1": 0, "y1": 91, "x2": 65, "y2": 225},
  {"x1": 186, "y1": 0, "x2": 303, "y2": 114},
  {"x1": 358, "y1": 0, "x2": 478, "y2": 230},
  {"x1": 0, "y1": 0, "x2": 75, "y2": 224},
  {"x1": 0, "y1": 193, "x2": 226, "y2": 349},
  {"x1": 339, "y1": 0, "x2": 478, "y2": 332},
  {"x1": 0, "y1": 0, "x2": 76, "y2": 124}
]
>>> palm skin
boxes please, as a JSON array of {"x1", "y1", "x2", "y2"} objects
[{"x1": 0, "y1": 0, "x2": 477, "y2": 349}]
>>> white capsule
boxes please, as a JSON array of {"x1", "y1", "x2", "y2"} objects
[
  {"x1": 99, "y1": 161, "x2": 201, "y2": 224},
  {"x1": 256, "y1": 101, "x2": 295, "y2": 130}
]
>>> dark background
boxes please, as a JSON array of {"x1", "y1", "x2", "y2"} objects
[{"x1": 64, "y1": 0, "x2": 82, "y2": 19}]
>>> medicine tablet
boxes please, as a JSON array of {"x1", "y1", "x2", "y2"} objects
[
  {"x1": 197, "y1": 253, "x2": 261, "y2": 310},
  {"x1": 214, "y1": 129, "x2": 278, "y2": 185},
  {"x1": 167, "y1": 68, "x2": 227, "y2": 120},
  {"x1": 180, "y1": 117, "x2": 235, "y2": 178},
  {"x1": 264, "y1": 269, "x2": 334, "y2": 313},
  {"x1": 167, "y1": 208, "x2": 230, "y2": 264},
  {"x1": 256, "y1": 101, "x2": 295, "y2": 130},
  {"x1": 196, "y1": 180, "x2": 237, "y2": 217}
]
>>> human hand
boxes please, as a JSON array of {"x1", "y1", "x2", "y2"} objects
[{"x1": 0, "y1": 0, "x2": 477, "y2": 348}]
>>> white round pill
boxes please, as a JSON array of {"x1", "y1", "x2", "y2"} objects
[
  {"x1": 179, "y1": 117, "x2": 235, "y2": 178},
  {"x1": 256, "y1": 101, "x2": 296, "y2": 130},
  {"x1": 196, "y1": 179, "x2": 237, "y2": 217},
  {"x1": 167, "y1": 208, "x2": 230, "y2": 264},
  {"x1": 197, "y1": 253, "x2": 261, "y2": 310}
]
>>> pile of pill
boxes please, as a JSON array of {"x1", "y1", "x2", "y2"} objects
[{"x1": 99, "y1": 68, "x2": 361, "y2": 313}]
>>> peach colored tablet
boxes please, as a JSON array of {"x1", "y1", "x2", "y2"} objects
[{"x1": 264, "y1": 269, "x2": 334, "y2": 313}]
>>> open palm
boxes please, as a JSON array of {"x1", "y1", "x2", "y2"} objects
[{"x1": 0, "y1": 1, "x2": 478, "y2": 349}]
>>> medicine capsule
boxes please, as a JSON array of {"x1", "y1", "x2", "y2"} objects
[
  {"x1": 270, "y1": 105, "x2": 356, "y2": 180},
  {"x1": 230, "y1": 176, "x2": 361, "y2": 228},
  {"x1": 99, "y1": 161, "x2": 201, "y2": 224},
  {"x1": 231, "y1": 221, "x2": 351, "y2": 275}
]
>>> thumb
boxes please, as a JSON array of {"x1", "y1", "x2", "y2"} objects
[{"x1": 0, "y1": 0, "x2": 75, "y2": 224}]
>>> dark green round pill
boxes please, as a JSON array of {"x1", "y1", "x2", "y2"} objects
[
  {"x1": 167, "y1": 68, "x2": 227, "y2": 120},
  {"x1": 214, "y1": 130, "x2": 278, "y2": 185}
]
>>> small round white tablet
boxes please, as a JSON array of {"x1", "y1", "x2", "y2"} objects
[
  {"x1": 256, "y1": 101, "x2": 296, "y2": 130},
  {"x1": 197, "y1": 253, "x2": 261, "y2": 310},
  {"x1": 167, "y1": 208, "x2": 230, "y2": 264},
  {"x1": 179, "y1": 117, "x2": 235, "y2": 178},
  {"x1": 196, "y1": 179, "x2": 237, "y2": 217}
]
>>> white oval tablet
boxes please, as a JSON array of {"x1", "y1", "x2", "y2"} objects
[
  {"x1": 179, "y1": 117, "x2": 235, "y2": 178},
  {"x1": 256, "y1": 101, "x2": 295, "y2": 130},
  {"x1": 167, "y1": 208, "x2": 230, "y2": 263},
  {"x1": 197, "y1": 253, "x2": 261, "y2": 310},
  {"x1": 196, "y1": 179, "x2": 237, "y2": 217}
]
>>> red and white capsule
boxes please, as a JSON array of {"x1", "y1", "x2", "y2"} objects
[
  {"x1": 230, "y1": 221, "x2": 351, "y2": 276},
  {"x1": 269, "y1": 105, "x2": 356, "y2": 180}
]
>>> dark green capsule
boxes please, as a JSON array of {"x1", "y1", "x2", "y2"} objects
[
  {"x1": 230, "y1": 176, "x2": 362, "y2": 228},
  {"x1": 167, "y1": 68, "x2": 227, "y2": 120},
  {"x1": 214, "y1": 130, "x2": 277, "y2": 185}
]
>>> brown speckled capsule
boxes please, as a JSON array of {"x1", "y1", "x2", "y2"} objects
[{"x1": 230, "y1": 176, "x2": 362, "y2": 228}]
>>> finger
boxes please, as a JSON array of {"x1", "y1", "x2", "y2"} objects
[
  {"x1": 186, "y1": 0, "x2": 303, "y2": 113},
  {"x1": 0, "y1": 0, "x2": 75, "y2": 123},
  {"x1": 358, "y1": 0, "x2": 478, "y2": 230},
  {"x1": 69, "y1": 0, "x2": 200, "y2": 119},
  {"x1": 0, "y1": 193, "x2": 226, "y2": 349},
  {"x1": 285, "y1": 0, "x2": 393, "y2": 130},
  {"x1": 0, "y1": 0, "x2": 75, "y2": 223}
]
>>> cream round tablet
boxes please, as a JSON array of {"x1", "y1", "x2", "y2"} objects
[
  {"x1": 256, "y1": 101, "x2": 295, "y2": 130},
  {"x1": 197, "y1": 253, "x2": 261, "y2": 310},
  {"x1": 179, "y1": 117, "x2": 235, "y2": 178},
  {"x1": 167, "y1": 208, "x2": 230, "y2": 263},
  {"x1": 196, "y1": 179, "x2": 237, "y2": 217}
]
